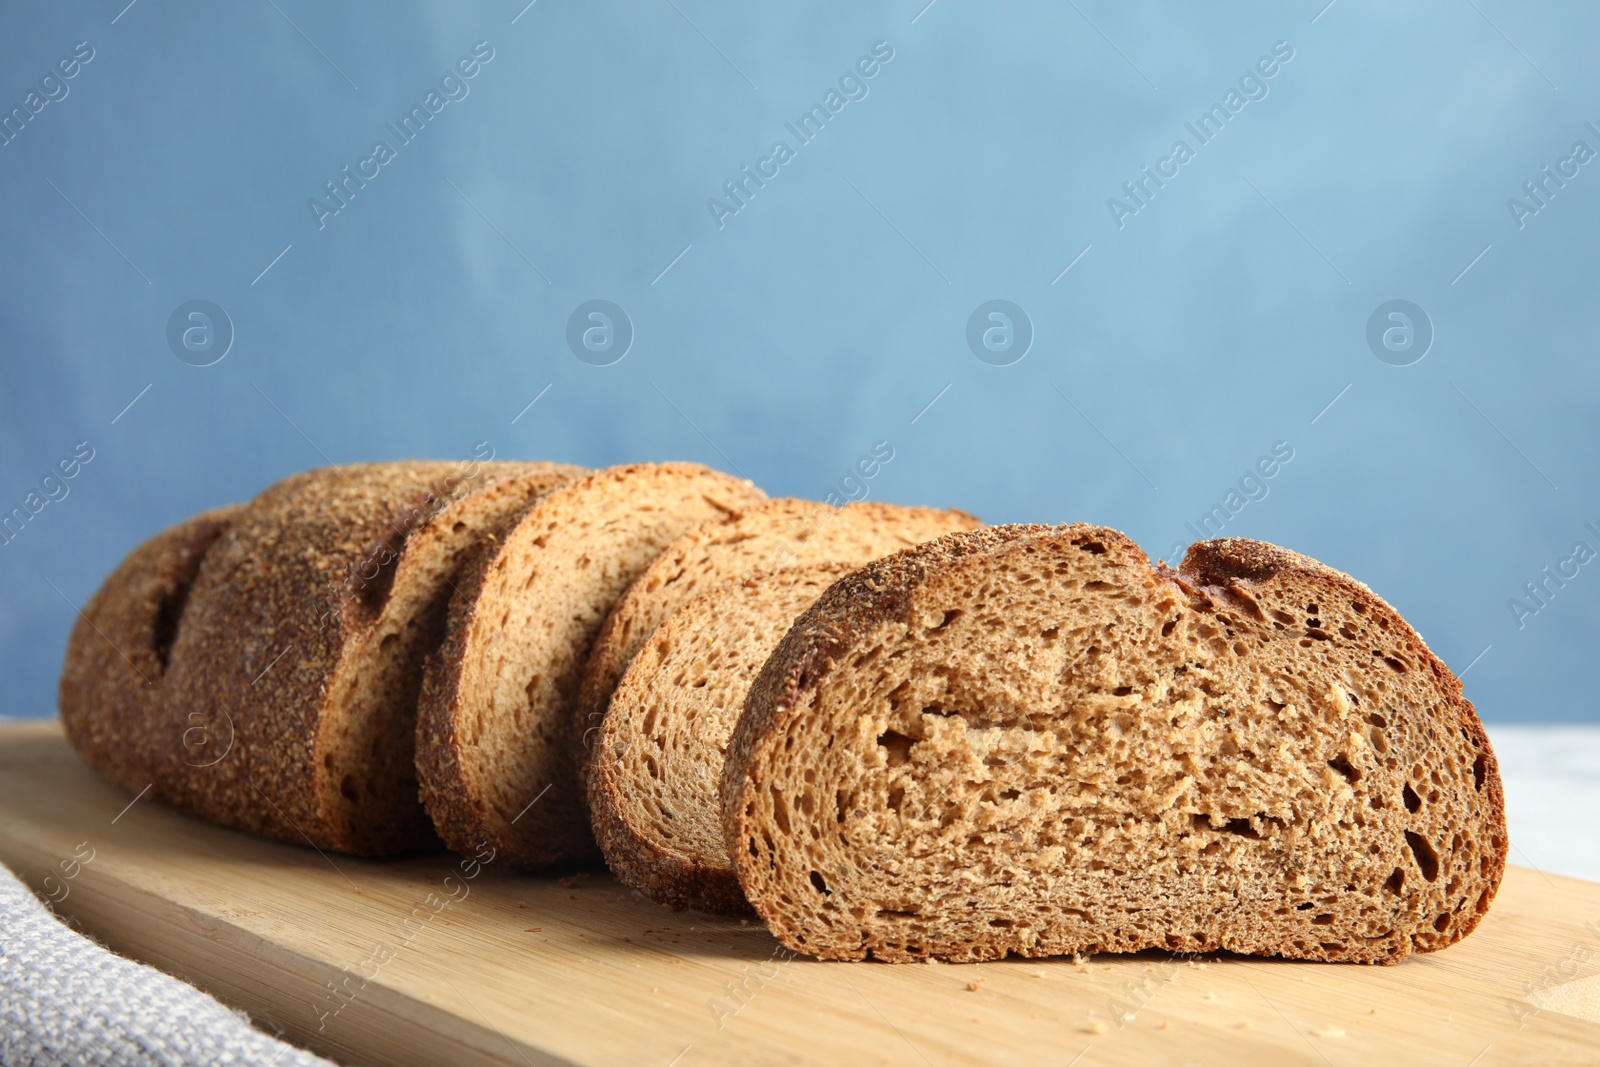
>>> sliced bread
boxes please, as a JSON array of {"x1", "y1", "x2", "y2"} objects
[
  {"x1": 415, "y1": 462, "x2": 768, "y2": 867},
  {"x1": 575, "y1": 499, "x2": 981, "y2": 771},
  {"x1": 156, "y1": 460, "x2": 582, "y2": 854},
  {"x1": 724, "y1": 525, "x2": 1508, "y2": 963},
  {"x1": 589, "y1": 563, "x2": 853, "y2": 914},
  {"x1": 60, "y1": 505, "x2": 243, "y2": 794}
]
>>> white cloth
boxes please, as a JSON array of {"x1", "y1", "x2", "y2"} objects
[{"x1": 0, "y1": 863, "x2": 337, "y2": 1067}]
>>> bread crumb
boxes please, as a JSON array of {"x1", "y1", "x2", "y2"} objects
[
  {"x1": 670, "y1": 956, "x2": 684, "y2": 964},
  {"x1": 1368, "y1": 1008, "x2": 1377, "y2": 1015},
  {"x1": 966, "y1": 978, "x2": 986, "y2": 993},
  {"x1": 1445, "y1": 1015, "x2": 1453, "y2": 1023},
  {"x1": 525, "y1": 927, "x2": 541, "y2": 932},
  {"x1": 1033, "y1": 969, "x2": 1048, "y2": 979},
  {"x1": 1237, "y1": 1020, "x2": 1253, "y2": 1030},
  {"x1": 1158, "y1": 1020, "x2": 1171, "y2": 1031},
  {"x1": 1085, "y1": 1020, "x2": 1109, "y2": 1035},
  {"x1": 1204, "y1": 991, "x2": 1216, "y2": 1001},
  {"x1": 1311, "y1": 1025, "x2": 1346, "y2": 1038}
]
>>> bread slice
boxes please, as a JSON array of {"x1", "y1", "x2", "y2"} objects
[
  {"x1": 724, "y1": 525, "x2": 1508, "y2": 963},
  {"x1": 415, "y1": 462, "x2": 768, "y2": 867},
  {"x1": 589, "y1": 563, "x2": 853, "y2": 914},
  {"x1": 575, "y1": 499, "x2": 981, "y2": 772},
  {"x1": 60, "y1": 505, "x2": 243, "y2": 795},
  {"x1": 156, "y1": 460, "x2": 583, "y2": 854}
]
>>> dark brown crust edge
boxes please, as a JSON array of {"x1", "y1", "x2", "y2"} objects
[
  {"x1": 724, "y1": 526, "x2": 1508, "y2": 961},
  {"x1": 587, "y1": 564, "x2": 855, "y2": 917},
  {"x1": 59, "y1": 505, "x2": 243, "y2": 794},
  {"x1": 414, "y1": 462, "x2": 767, "y2": 869},
  {"x1": 721, "y1": 524, "x2": 1053, "y2": 877},
  {"x1": 414, "y1": 512, "x2": 523, "y2": 864}
]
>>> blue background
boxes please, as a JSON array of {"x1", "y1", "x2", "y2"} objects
[{"x1": 2, "y1": 1, "x2": 1595, "y2": 724}]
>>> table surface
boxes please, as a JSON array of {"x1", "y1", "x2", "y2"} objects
[{"x1": 2, "y1": 719, "x2": 1598, "y2": 1067}]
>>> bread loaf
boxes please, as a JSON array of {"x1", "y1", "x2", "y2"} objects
[
  {"x1": 67, "y1": 460, "x2": 582, "y2": 855},
  {"x1": 575, "y1": 499, "x2": 980, "y2": 775},
  {"x1": 589, "y1": 564, "x2": 851, "y2": 914},
  {"x1": 415, "y1": 462, "x2": 767, "y2": 867},
  {"x1": 724, "y1": 526, "x2": 1507, "y2": 963}
]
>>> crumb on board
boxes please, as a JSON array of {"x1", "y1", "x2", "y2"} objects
[
  {"x1": 1311, "y1": 1025, "x2": 1347, "y2": 1038},
  {"x1": 1158, "y1": 1020, "x2": 1171, "y2": 1031},
  {"x1": 1237, "y1": 1019, "x2": 1253, "y2": 1030},
  {"x1": 966, "y1": 978, "x2": 986, "y2": 993},
  {"x1": 1084, "y1": 1020, "x2": 1109, "y2": 1035},
  {"x1": 1033, "y1": 969, "x2": 1048, "y2": 979}
]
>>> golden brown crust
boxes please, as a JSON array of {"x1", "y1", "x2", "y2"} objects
[{"x1": 59, "y1": 505, "x2": 243, "y2": 794}]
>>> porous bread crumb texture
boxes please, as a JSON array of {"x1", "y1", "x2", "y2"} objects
[
  {"x1": 574, "y1": 498, "x2": 981, "y2": 777},
  {"x1": 64, "y1": 461, "x2": 582, "y2": 856},
  {"x1": 415, "y1": 462, "x2": 768, "y2": 868},
  {"x1": 725, "y1": 525, "x2": 1507, "y2": 963},
  {"x1": 60, "y1": 505, "x2": 243, "y2": 794},
  {"x1": 590, "y1": 564, "x2": 852, "y2": 915}
]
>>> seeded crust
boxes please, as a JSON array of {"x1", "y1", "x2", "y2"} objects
[
  {"x1": 589, "y1": 564, "x2": 853, "y2": 915},
  {"x1": 150, "y1": 460, "x2": 583, "y2": 855},
  {"x1": 59, "y1": 506, "x2": 243, "y2": 795},
  {"x1": 415, "y1": 462, "x2": 768, "y2": 868},
  {"x1": 574, "y1": 499, "x2": 981, "y2": 779},
  {"x1": 724, "y1": 526, "x2": 1508, "y2": 963}
]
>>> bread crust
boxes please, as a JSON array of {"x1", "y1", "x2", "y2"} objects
[
  {"x1": 725, "y1": 526, "x2": 1508, "y2": 963},
  {"x1": 59, "y1": 505, "x2": 243, "y2": 794},
  {"x1": 74, "y1": 461, "x2": 581, "y2": 855},
  {"x1": 588, "y1": 564, "x2": 853, "y2": 916},
  {"x1": 415, "y1": 462, "x2": 768, "y2": 868}
]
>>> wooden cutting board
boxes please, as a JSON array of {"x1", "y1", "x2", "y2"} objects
[{"x1": 2, "y1": 720, "x2": 1597, "y2": 1067}]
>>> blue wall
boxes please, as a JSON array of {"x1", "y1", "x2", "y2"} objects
[{"x1": 2, "y1": 2, "x2": 1596, "y2": 722}]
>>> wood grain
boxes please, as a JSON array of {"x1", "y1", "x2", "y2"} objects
[{"x1": 2, "y1": 719, "x2": 1596, "y2": 1066}]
